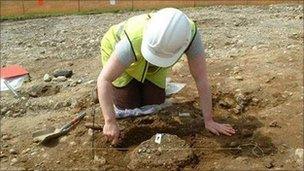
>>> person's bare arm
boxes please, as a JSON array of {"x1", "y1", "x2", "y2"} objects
[
  {"x1": 97, "y1": 50, "x2": 127, "y2": 144},
  {"x1": 188, "y1": 54, "x2": 235, "y2": 136}
]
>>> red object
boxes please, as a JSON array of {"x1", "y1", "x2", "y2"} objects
[
  {"x1": 0, "y1": 65, "x2": 29, "y2": 79},
  {"x1": 37, "y1": 0, "x2": 44, "y2": 6}
]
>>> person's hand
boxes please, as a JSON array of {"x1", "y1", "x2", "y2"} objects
[
  {"x1": 103, "y1": 120, "x2": 120, "y2": 145},
  {"x1": 205, "y1": 120, "x2": 236, "y2": 136}
]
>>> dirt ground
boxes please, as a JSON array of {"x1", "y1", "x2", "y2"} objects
[{"x1": 0, "y1": 3, "x2": 303, "y2": 170}]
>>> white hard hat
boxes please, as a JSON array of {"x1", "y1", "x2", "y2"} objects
[{"x1": 141, "y1": 8, "x2": 191, "y2": 67}]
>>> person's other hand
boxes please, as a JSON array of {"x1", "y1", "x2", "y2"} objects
[
  {"x1": 103, "y1": 120, "x2": 120, "y2": 145},
  {"x1": 205, "y1": 120, "x2": 236, "y2": 136}
]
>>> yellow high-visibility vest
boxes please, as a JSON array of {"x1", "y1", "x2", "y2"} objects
[{"x1": 100, "y1": 13, "x2": 197, "y2": 88}]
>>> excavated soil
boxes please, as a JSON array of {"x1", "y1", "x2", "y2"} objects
[{"x1": 0, "y1": 3, "x2": 303, "y2": 170}]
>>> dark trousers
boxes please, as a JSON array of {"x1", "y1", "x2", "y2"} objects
[{"x1": 112, "y1": 79, "x2": 165, "y2": 109}]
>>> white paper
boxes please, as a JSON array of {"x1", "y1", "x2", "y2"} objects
[
  {"x1": 155, "y1": 133, "x2": 163, "y2": 144},
  {"x1": 0, "y1": 75, "x2": 27, "y2": 92},
  {"x1": 166, "y1": 82, "x2": 186, "y2": 96},
  {"x1": 114, "y1": 100, "x2": 172, "y2": 118},
  {"x1": 110, "y1": 0, "x2": 116, "y2": 5}
]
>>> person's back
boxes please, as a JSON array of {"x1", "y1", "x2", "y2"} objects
[{"x1": 97, "y1": 8, "x2": 236, "y2": 145}]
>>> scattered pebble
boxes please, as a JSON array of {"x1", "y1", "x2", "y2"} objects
[
  {"x1": 21, "y1": 148, "x2": 31, "y2": 154},
  {"x1": 69, "y1": 81, "x2": 78, "y2": 87},
  {"x1": 88, "y1": 129, "x2": 93, "y2": 136},
  {"x1": 1, "y1": 107, "x2": 8, "y2": 115},
  {"x1": 77, "y1": 79, "x2": 83, "y2": 84},
  {"x1": 53, "y1": 76, "x2": 67, "y2": 82},
  {"x1": 229, "y1": 141, "x2": 238, "y2": 147},
  {"x1": 9, "y1": 148, "x2": 18, "y2": 154},
  {"x1": 2, "y1": 135, "x2": 10, "y2": 140},
  {"x1": 252, "y1": 97, "x2": 259, "y2": 103},
  {"x1": 94, "y1": 155, "x2": 106, "y2": 165},
  {"x1": 269, "y1": 121, "x2": 281, "y2": 128},
  {"x1": 10, "y1": 158, "x2": 18, "y2": 165},
  {"x1": 69, "y1": 141, "x2": 76, "y2": 146},
  {"x1": 264, "y1": 159, "x2": 275, "y2": 169},
  {"x1": 295, "y1": 148, "x2": 303, "y2": 164},
  {"x1": 234, "y1": 75, "x2": 244, "y2": 81},
  {"x1": 85, "y1": 80, "x2": 96, "y2": 85},
  {"x1": 43, "y1": 74, "x2": 52, "y2": 82},
  {"x1": 53, "y1": 69, "x2": 73, "y2": 78}
]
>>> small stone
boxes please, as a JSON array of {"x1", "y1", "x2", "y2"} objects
[
  {"x1": 219, "y1": 98, "x2": 234, "y2": 108},
  {"x1": 70, "y1": 81, "x2": 77, "y2": 87},
  {"x1": 53, "y1": 69, "x2": 73, "y2": 78},
  {"x1": 252, "y1": 98, "x2": 259, "y2": 103},
  {"x1": 9, "y1": 148, "x2": 18, "y2": 154},
  {"x1": 2, "y1": 135, "x2": 10, "y2": 140},
  {"x1": 85, "y1": 80, "x2": 96, "y2": 85},
  {"x1": 269, "y1": 121, "x2": 280, "y2": 128},
  {"x1": 21, "y1": 148, "x2": 31, "y2": 154},
  {"x1": 12, "y1": 113, "x2": 20, "y2": 118},
  {"x1": 53, "y1": 76, "x2": 67, "y2": 82},
  {"x1": 43, "y1": 74, "x2": 52, "y2": 82},
  {"x1": 2, "y1": 144, "x2": 9, "y2": 148},
  {"x1": 233, "y1": 105, "x2": 243, "y2": 114},
  {"x1": 265, "y1": 159, "x2": 275, "y2": 169},
  {"x1": 234, "y1": 76, "x2": 243, "y2": 81},
  {"x1": 1, "y1": 107, "x2": 8, "y2": 115},
  {"x1": 69, "y1": 141, "x2": 76, "y2": 146},
  {"x1": 0, "y1": 153, "x2": 7, "y2": 158},
  {"x1": 233, "y1": 108, "x2": 240, "y2": 114},
  {"x1": 19, "y1": 109, "x2": 26, "y2": 114},
  {"x1": 88, "y1": 129, "x2": 93, "y2": 136},
  {"x1": 77, "y1": 79, "x2": 82, "y2": 84},
  {"x1": 235, "y1": 93, "x2": 246, "y2": 105},
  {"x1": 94, "y1": 155, "x2": 106, "y2": 165},
  {"x1": 229, "y1": 141, "x2": 238, "y2": 147},
  {"x1": 10, "y1": 158, "x2": 18, "y2": 165},
  {"x1": 295, "y1": 148, "x2": 303, "y2": 164},
  {"x1": 30, "y1": 151, "x2": 37, "y2": 156},
  {"x1": 42, "y1": 153, "x2": 48, "y2": 158}
]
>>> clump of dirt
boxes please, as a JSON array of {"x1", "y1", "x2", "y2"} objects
[
  {"x1": 127, "y1": 134, "x2": 196, "y2": 170},
  {"x1": 25, "y1": 83, "x2": 60, "y2": 97}
]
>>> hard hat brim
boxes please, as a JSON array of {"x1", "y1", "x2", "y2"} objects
[{"x1": 141, "y1": 41, "x2": 187, "y2": 68}]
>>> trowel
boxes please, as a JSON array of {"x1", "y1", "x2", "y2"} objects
[{"x1": 32, "y1": 111, "x2": 86, "y2": 144}]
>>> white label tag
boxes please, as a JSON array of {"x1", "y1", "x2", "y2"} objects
[
  {"x1": 155, "y1": 133, "x2": 163, "y2": 144},
  {"x1": 110, "y1": 0, "x2": 116, "y2": 5},
  {"x1": 179, "y1": 112, "x2": 190, "y2": 117}
]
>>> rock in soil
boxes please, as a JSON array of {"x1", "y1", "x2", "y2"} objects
[
  {"x1": 53, "y1": 69, "x2": 73, "y2": 78},
  {"x1": 269, "y1": 120, "x2": 281, "y2": 128},
  {"x1": 53, "y1": 76, "x2": 67, "y2": 82},
  {"x1": 43, "y1": 74, "x2": 52, "y2": 82},
  {"x1": 94, "y1": 155, "x2": 106, "y2": 166},
  {"x1": 2, "y1": 135, "x2": 10, "y2": 140},
  {"x1": 264, "y1": 159, "x2": 275, "y2": 169},
  {"x1": 10, "y1": 158, "x2": 18, "y2": 165},
  {"x1": 127, "y1": 134, "x2": 194, "y2": 170},
  {"x1": 9, "y1": 148, "x2": 18, "y2": 154},
  {"x1": 1, "y1": 107, "x2": 8, "y2": 115}
]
